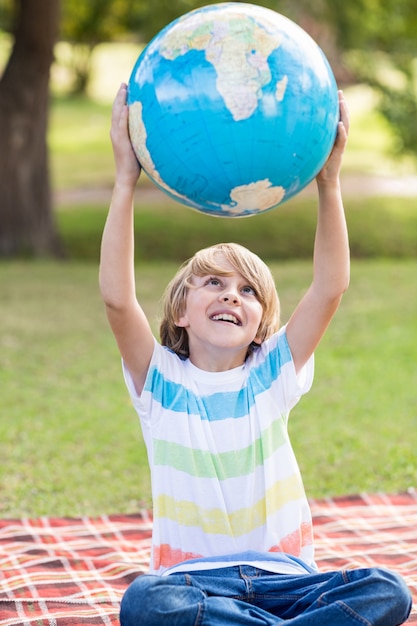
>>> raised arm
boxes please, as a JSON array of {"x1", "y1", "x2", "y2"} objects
[
  {"x1": 286, "y1": 91, "x2": 350, "y2": 373},
  {"x1": 99, "y1": 84, "x2": 154, "y2": 394}
]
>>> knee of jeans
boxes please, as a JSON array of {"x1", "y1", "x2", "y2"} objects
[
  {"x1": 368, "y1": 568, "x2": 412, "y2": 619},
  {"x1": 120, "y1": 574, "x2": 205, "y2": 626},
  {"x1": 120, "y1": 575, "x2": 154, "y2": 624}
]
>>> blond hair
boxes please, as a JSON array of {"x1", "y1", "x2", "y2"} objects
[{"x1": 160, "y1": 243, "x2": 280, "y2": 358}]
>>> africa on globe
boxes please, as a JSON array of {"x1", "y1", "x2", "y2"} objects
[{"x1": 128, "y1": 2, "x2": 339, "y2": 217}]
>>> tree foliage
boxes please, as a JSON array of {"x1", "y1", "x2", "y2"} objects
[
  {"x1": 59, "y1": 0, "x2": 142, "y2": 93},
  {"x1": 326, "y1": 0, "x2": 417, "y2": 155}
]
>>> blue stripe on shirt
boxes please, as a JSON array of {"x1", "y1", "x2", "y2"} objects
[{"x1": 144, "y1": 332, "x2": 292, "y2": 421}]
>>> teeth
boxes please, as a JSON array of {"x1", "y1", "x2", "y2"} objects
[{"x1": 211, "y1": 314, "x2": 239, "y2": 325}]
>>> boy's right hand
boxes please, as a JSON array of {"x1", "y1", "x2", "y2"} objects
[{"x1": 110, "y1": 83, "x2": 141, "y2": 188}]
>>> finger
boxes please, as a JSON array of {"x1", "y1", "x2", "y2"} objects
[
  {"x1": 338, "y1": 90, "x2": 350, "y2": 135},
  {"x1": 111, "y1": 83, "x2": 128, "y2": 125},
  {"x1": 336, "y1": 121, "x2": 348, "y2": 151}
]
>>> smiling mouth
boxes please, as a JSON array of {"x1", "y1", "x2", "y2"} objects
[{"x1": 210, "y1": 314, "x2": 241, "y2": 326}]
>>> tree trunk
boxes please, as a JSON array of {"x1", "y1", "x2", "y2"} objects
[{"x1": 0, "y1": 0, "x2": 63, "y2": 257}]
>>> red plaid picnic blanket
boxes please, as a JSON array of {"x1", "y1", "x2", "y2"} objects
[{"x1": 1, "y1": 493, "x2": 416, "y2": 625}]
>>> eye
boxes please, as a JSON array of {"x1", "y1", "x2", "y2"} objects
[
  {"x1": 205, "y1": 276, "x2": 222, "y2": 287},
  {"x1": 241, "y1": 285, "x2": 257, "y2": 296}
]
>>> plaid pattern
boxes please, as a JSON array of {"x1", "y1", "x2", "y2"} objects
[
  {"x1": 1, "y1": 494, "x2": 416, "y2": 625},
  {"x1": 312, "y1": 492, "x2": 417, "y2": 623}
]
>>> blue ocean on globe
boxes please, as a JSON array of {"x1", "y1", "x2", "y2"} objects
[{"x1": 128, "y1": 2, "x2": 339, "y2": 217}]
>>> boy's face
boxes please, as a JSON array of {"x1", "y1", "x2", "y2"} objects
[{"x1": 176, "y1": 259, "x2": 263, "y2": 370}]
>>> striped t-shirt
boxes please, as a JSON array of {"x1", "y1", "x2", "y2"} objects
[{"x1": 123, "y1": 326, "x2": 315, "y2": 576}]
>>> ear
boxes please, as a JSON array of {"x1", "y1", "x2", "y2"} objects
[
  {"x1": 175, "y1": 313, "x2": 189, "y2": 328},
  {"x1": 253, "y1": 325, "x2": 263, "y2": 345}
]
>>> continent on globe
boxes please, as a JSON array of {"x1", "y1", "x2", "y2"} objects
[
  {"x1": 159, "y1": 13, "x2": 282, "y2": 121},
  {"x1": 129, "y1": 100, "x2": 190, "y2": 204},
  {"x1": 223, "y1": 180, "x2": 285, "y2": 215},
  {"x1": 128, "y1": 2, "x2": 339, "y2": 217}
]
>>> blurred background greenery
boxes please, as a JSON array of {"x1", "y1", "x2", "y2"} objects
[
  {"x1": 1, "y1": 0, "x2": 417, "y2": 259},
  {"x1": 0, "y1": 1, "x2": 416, "y2": 517}
]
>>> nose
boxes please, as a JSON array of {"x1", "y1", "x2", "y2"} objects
[{"x1": 220, "y1": 290, "x2": 240, "y2": 305}]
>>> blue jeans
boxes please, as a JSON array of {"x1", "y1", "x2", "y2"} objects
[{"x1": 120, "y1": 565, "x2": 412, "y2": 625}]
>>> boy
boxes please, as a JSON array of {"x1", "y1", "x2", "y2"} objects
[{"x1": 99, "y1": 84, "x2": 412, "y2": 625}]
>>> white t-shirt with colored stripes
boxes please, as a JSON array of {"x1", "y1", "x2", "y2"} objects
[{"x1": 123, "y1": 326, "x2": 316, "y2": 576}]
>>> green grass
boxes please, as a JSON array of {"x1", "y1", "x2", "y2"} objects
[
  {"x1": 55, "y1": 194, "x2": 417, "y2": 263},
  {"x1": 49, "y1": 97, "x2": 114, "y2": 190},
  {"x1": 0, "y1": 262, "x2": 151, "y2": 516},
  {"x1": 1, "y1": 259, "x2": 416, "y2": 517},
  {"x1": 290, "y1": 260, "x2": 417, "y2": 496}
]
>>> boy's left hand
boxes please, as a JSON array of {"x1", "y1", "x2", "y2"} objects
[{"x1": 316, "y1": 90, "x2": 349, "y2": 185}]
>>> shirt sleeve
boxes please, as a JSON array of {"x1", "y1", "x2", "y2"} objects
[
  {"x1": 121, "y1": 337, "x2": 160, "y2": 423},
  {"x1": 122, "y1": 338, "x2": 183, "y2": 428},
  {"x1": 285, "y1": 329, "x2": 313, "y2": 393},
  {"x1": 249, "y1": 325, "x2": 314, "y2": 420}
]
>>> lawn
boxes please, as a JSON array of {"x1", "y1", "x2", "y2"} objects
[{"x1": 1, "y1": 259, "x2": 416, "y2": 517}]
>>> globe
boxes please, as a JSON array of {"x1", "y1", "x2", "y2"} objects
[{"x1": 128, "y1": 2, "x2": 339, "y2": 218}]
